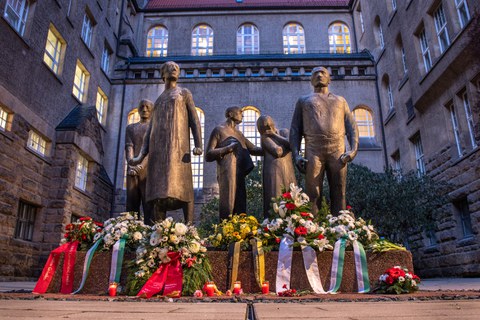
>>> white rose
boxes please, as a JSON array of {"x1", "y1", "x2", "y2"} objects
[
  {"x1": 189, "y1": 240, "x2": 201, "y2": 253},
  {"x1": 174, "y1": 223, "x2": 188, "y2": 236},
  {"x1": 133, "y1": 231, "x2": 143, "y2": 241},
  {"x1": 411, "y1": 280, "x2": 417, "y2": 287},
  {"x1": 272, "y1": 203, "x2": 279, "y2": 213},
  {"x1": 170, "y1": 234, "x2": 180, "y2": 244}
]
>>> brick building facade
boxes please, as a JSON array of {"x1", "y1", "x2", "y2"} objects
[{"x1": 0, "y1": 0, "x2": 478, "y2": 279}]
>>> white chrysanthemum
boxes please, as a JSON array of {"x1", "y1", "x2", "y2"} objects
[
  {"x1": 162, "y1": 236, "x2": 168, "y2": 242},
  {"x1": 147, "y1": 259, "x2": 156, "y2": 268},
  {"x1": 405, "y1": 273, "x2": 413, "y2": 279},
  {"x1": 200, "y1": 246, "x2": 207, "y2": 253},
  {"x1": 93, "y1": 233, "x2": 102, "y2": 242},
  {"x1": 329, "y1": 217, "x2": 338, "y2": 224},
  {"x1": 379, "y1": 274, "x2": 387, "y2": 282},
  {"x1": 291, "y1": 214, "x2": 299, "y2": 220},
  {"x1": 411, "y1": 280, "x2": 417, "y2": 287},
  {"x1": 150, "y1": 235, "x2": 160, "y2": 247},
  {"x1": 189, "y1": 240, "x2": 201, "y2": 253},
  {"x1": 135, "y1": 270, "x2": 145, "y2": 278},
  {"x1": 298, "y1": 218, "x2": 306, "y2": 225},
  {"x1": 304, "y1": 220, "x2": 318, "y2": 234},
  {"x1": 174, "y1": 223, "x2": 188, "y2": 236},
  {"x1": 348, "y1": 222, "x2": 355, "y2": 230},
  {"x1": 133, "y1": 231, "x2": 143, "y2": 241},
  {"x1": 334, "y1": 225, "x2": 347, "y2": 236},
  {"x1": 120, "y1": 227, "x2": 128, "y2": 235},
  {"x1": 398, "y1": 276, "x2": 405, "y2": 282},
  {"x1": 348, "y1": 231, "x2": 358, "y2": 241}
]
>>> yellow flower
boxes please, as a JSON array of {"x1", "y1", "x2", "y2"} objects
[
  {"x1": 216, "y1": 233, "x2": 222, "y2": 241},
  {"x1": 239, "y1": 213, "x2": 247, "y2": 217},
  {"x1": 223, "y1": 223, "x2": 234, "y2": 235},
  {"x1": 232, "y1": 232, "x2": 240, "y2": 238},
  {"x1": 248, "y1": 216, "x2": 258, "y2": 224},
  {"x1": 239, "y1": 219, "x2": 246, "y2": 223}
]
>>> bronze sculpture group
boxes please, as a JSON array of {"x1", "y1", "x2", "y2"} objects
[{"x1": 127, "y1": 62, "x2": 359, "y2": 224}]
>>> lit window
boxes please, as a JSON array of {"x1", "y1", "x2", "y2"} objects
[
  {"x1": 190, "y1": 108, "x2": 205, "y2": 190},
  {"x1": 448, "y1": 104, "x2": 463, "y2": 157},
  {"x1": 419, "y1": 29, "x2": 432, "y2": 72},
  {"x1": 353, "y1": 108, "x2": 375, "y2": 138},
  {"x1": 27, "y1": 130, "x2": 47, "y2": 156},
  {"x1": 434, "y1": 4, "x2": 450, "y2": 54},
  {"x1": 237, "y1": 24, "x2": 259, "y2": 54},
  {"x1": 127, "y1": 108, "x2": 140, "y2": 124},
  {"x1": 328, "y1": 23, "x2": 351, "y2": 53},
  {"x1": 3, "y1": 0, "x2": 30, "y2": 35},
  {"x1": 0, "y1": 106, "x2": 9, "y2": 131},
  {"x1": 412, "y1": 134, "x2": 426, "y2": 177},
  {"x1": 96, "y1": 88, "x2": 108, "y2": 125},
  {"x1": 239, "y1": 107, "x2": 261, "y2": 163},
  {"x1": 146, "y1": 26, "x2": 168, "y2": 57},
  {"x1": 81, "y1": 13, "x2": 94, "y2": 47},
  {"x1": 191, "y1": 25, "x2": 213, "y2": 56},
  {"x1": 72, "y1": 60, "x2": 90, "y2": 102},
  {"x1": 43, "y1": 25, "x2": 65, "y2": 75},
  {"x1": 14, "y1": 201, "x2": 36, "y2": 241},
  {"x1": 461, "y1": 92, "x2": 478, "y2": 149},
  {"x1": 455, "y1": 0, "x2": 470, "y2": 28},
  {"x1": 75, "y1": 154, "x2": 89, "y2": 191},
  {"x1": 101, "y1": 45, "x2": 112, "y2": 72},
  {"x1": 283, "y1": 23, "x2": 306, "y2": 54}
]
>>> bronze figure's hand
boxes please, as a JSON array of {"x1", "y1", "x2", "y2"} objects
[
  {"x1": 193, "y1": 147, "x2": 203, "y2": 156},
  {"x1": 129, "y1": 155, "x2": 144, "y2": 166},
  {"x1": 295, "y1": 155, "x2": 308, "y2": 173},
  {"x1": 340, "y1": 151, "x2": 355, "y2": 164},
  {"x1": 127, "y1": 166, "x2": 139, "y2": 176}
]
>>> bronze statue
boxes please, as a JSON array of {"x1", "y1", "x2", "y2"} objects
[
  {"x1": 125, "y1": 99, "x2": 154, "y2": 223},
  {"x1": 290, "y1": 66, "x2": 359, "y2": 216},
  {"x1": 206, "y1": 106, "x2": 263, "y2": 219},
  {"x1": 257, "y1": 116, "x2": 297, "y2": 218},
  {"x1": 130, "y1": 61, "x2": 203, "y2": 223}
]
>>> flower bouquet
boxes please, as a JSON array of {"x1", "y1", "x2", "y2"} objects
[
  {"x1": 374, "y1": 266, "x2": 420, "y2": 294},
  {"x1": 259, "y1": 183, "x2": 332, "y2": 251},
  {"x1": 61, "y1": 216, "x2": 103, "y2": 250},
  {"x1": 207, "y1": 213, "x2": 260, "y2": 250},
  {"x1": 95, "y1": 212, "x2": 149, "y2": 250},
  {"x1": 128, "y1": 217, "x2": 211, "y2": 296}
]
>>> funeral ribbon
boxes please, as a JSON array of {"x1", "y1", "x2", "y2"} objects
[
  {"x1": 301, "y1": 245, "x2": 326, "y2": 294},
  {"x1": 227, "y1": 241, "x2": 241, "y2": 291},
  {"x1": 33, "y1": 241, "x2": 79, "y2": 294},
  {"x1": 72, "y1": 239, "x2": 102, "y2": 294},
  {"x1": 328, "y1": 237, "x2": 370, "y2": 293},
  {"x1": 275, "y1": 234, "x2": 294, "y2": 293},
  {"x1": 250, "y1": 238, "x2": 265, "y2": 289},
  {"x1": 109, "y1": 236, "x2": 127, "y2": 287},
  {"x1": 137, "y1": 251, "x2": 183, "y2": 298}
]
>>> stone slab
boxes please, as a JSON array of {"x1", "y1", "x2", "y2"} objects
[{"x1": 46, "y1": 250, "x2": 413, "y2": 294}]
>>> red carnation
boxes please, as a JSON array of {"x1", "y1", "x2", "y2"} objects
[
  {"x1": 81, "y1": 234, "x2": 87, "y2": 241},
  {"x1": 385, "y1": 275, "x2": 394, "y2": 285},
  {"x1": 285, "y1": 203, "x2": 296, "y2": 210},
  {"x1": 282, "y1": 284, "x2": 288, "y2": 289},
  {"x1": 346, "y1": 205, "x2": 352, "y2": 210},
  {"x1": 386, "y1": 267, "x2": 405, "y2": 279},
  {"x1": 79, "y1": 217, "x2": 92, "y2": 221},
  {"x1": 300, "y1": 212, "x2": 309, "y2": 217},
  {"x1": 94, "y1": 221, "x2": 103, "y2": 227},
  {"x1": 294, "y1": 226, "x2": 307, "y2": 236},
  {"x1": 317, "y1": 234, "x2": 325, "y2": 240},
  {"x1": 282, "y1": 192, "x2": 292, "y2": 199},
  {"x1": 275, "y1": 238, "x2": 281, "y2": 244},
  {"x1": 264, "y1": 226, "x2": 269, "y2": 232},
  {"x1": 66, "y1": 224, "x2": 74, "y2": 231}
]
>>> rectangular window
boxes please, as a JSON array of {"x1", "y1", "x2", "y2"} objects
[
  {"x1": 391, "y1": 150, "x2": 401, "y2": 177},
  {"x1": 43, "y1": 25, "x2": 65, "y2": 75},
  {"x1": 101, "y1": 45, "x2": 111, "y2": 73},
  {"x1": 96, "y1": 88, "x2": 108, "y2": 125},
  {"x1": 27, "y1": 130, "x2": 47, "y2": 156},
  {"x1": 434, "y1": 4, "x2": 450, "y2": 54},
  {"x1": 453, "y1": 198, "x2": 473, "y2": 238},
  {"x1": 426, "y1": 229, "x2": 437, "y2": 247},
  {"x1": 359, "y1": 11, "x2": 365, "y2": 33},
  {"x1": 412, "y1": 134, "x2": 426, "y2": 177},
  {"x1": 455, "y1": 0, "x2": 470, "y2": 28},
  {"x1": 75, "y1": 154, "x2": 88, "y2": 191},
  {"x1": 419, "y1": 29, "x2": 432, "y2": 72},
  {"x1": 461, "y1": 92, "x2": 478, "y2": 149},
  {"x1": 15, "y1": 201, "x2": 36, "y2": 241},
  {"x1": 0, "y1": 106, "x2": 9, "y2": 131},
  {"x1": 72, "y1": 60, "x2": 90, "y2": 102},
  {"x1": 448, "y1": 104, "x2": 463, "y2": 157},
  {"x1": 81, "y1": 13, "x2": 94, "y2": 47},
  {"x1": 4, "y1": 0, "x2": 29, "y2": 35},
  {"x1": 379, "y1": 24, "x2": 385, "y2": 49},
  {"x1": 401, "y1": 47, "x2": 408, "y2": 74},
  {"x1": 387, "y1": 83, "x2": 394, "y2": 110},
  {"x1": 391, "y1": 0, "x2": 397, "y2": 11}
]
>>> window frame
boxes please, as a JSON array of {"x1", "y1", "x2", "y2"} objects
[
  {"x1": 239, "y1": 106, "x2": 261, "y2": 163},
  {"x1": 237, "y1": 23, "x2": 259, "y2": 55},
  {"x1": 72, "y1": 60, "x2": 90, "y2": 103},
  {"x1": 74, "y1": 154, "x2": 89, "y2": 191},
  {"x1": 419, "y1": 29, "x2": 432, "y2": 73},
  {"x1": 3, "y1": 0, "x2": 30, "y2": 35},
  {"x1": 190, "y1": 107, "x2": 205, "y2": 190},
  {"x1": 27, "y1": 130, "x2": 47, "y2": 156},
  {"x1": 433, "y1": 4, "x2": 450, "y2": 54},
  {"x1": 146, "y1": 26, "x2": 169, "y2": 57},
  {"x1": 101, "y1": 44, "x2": 112, "y2": 73},
  {"x1": 283, "y1": 23, "x2": 306, "y2": 54},
  {"x1": 328, "y1": 22, "x2": 351, "y2": 54},
  {"x1": 14, "y1": 201, "x2": 36, "y2": 241},
  {"x1": 412, "y1": 134, "x2": 426, "y2": 177},
  {"x1": 43, "y1": 24, "x2": 65, "y2": 75},
  {"x1": 191, "y1": 24, "x2": 214, "y2": 56},
  {"x1": 448, "y1": 103, "x2": 463, "y2": 157},
  {"x1": 401, "y1": 47, "x2": 408, "y2": 74},
  {"x1": 81, "y1": 12, "x2": 94, "y2": 48},
  {"x1": 0, "y1": 106, "x2": 9, "y2": 131},
  {"x1": 461, "y1": 91, "x2": 478, "y2": 149},
  {"x1": 96, "y1": 87, "x2": 108, "y2": 125},
  {"x1": 455, "y1": 0, "x2": 470, "y2": 28},
  {"x1": 353, "y1": 108, "x2": 375, "y2": 138}
]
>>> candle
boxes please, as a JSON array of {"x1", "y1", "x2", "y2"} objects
[
  {"x1": 108, "y1": 282, "x2": 118, "y2": 297},
  {"x1": 233, "y1": 281, "x2": 242, "y2": 294},
  {"x1": 261, "y1": 281, "x2": 269, "y2": 294},
  {"x1": 205, "y1": 282, "x2": 215, "y2": 297}
]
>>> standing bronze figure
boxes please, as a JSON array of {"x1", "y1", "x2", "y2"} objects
[
  {"x1": 125, "y1": 99, "x2": 154, "y2": 223},
  {"x1": 257, "y1": 115, "x2": 296, "y2": 218},
  {"x1": 206, "y1": 106, "x2": 263, "y2": 219},
  {"x1": 130, "y1": 61, "x2": 203, "y2": 223},
  {"x1": 290, "y1": 67, "x2": 359, "y2": 216}
]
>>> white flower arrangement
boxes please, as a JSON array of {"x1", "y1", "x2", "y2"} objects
[
  {"x1": 96, "y1": 212, "x2": 149, "y2": 250},
  {"x1": 324, "y1": 210, "x2": 379, "y2": 247}
]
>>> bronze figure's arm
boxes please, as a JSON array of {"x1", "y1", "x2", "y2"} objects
[
  {"x1": 205, "y1": 129, "x2": 238, "y2": 162},
  {"x1": 245, "y1": 137, "x2": 263, "y2": 156},
  {"x1": 289, "y1": 100, "x2": 307, "y2": 172},
  {"x1": 262, "y1": 136, "x2": 284, "y2": 158},
  {"x1": 129, "y1": 121, "x2": 151, "y2": 166},
  {"x1": 341, "y1": 100, "x2": 359, "y2": 164},
  {"x1": 185, "y1": 89, "x2": 203, "y2": 155}
]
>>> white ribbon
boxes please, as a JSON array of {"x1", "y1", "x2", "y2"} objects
[
  {"x1": 275, "y1": 234, "x2": 294, "y2": 293},
  {"x1": 109, "y1": 239, "x2": 121, "y2": 284},
  {"x1": 301, "y1": 245, "x2": 326, "y2": 294},
  {"x1": 352, "y1": 240, "x2": 370, "y2": 293}
]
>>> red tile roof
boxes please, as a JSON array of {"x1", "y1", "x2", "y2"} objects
[{"x1": 145, "y1": 0, "x2": 352, "y2": 10}]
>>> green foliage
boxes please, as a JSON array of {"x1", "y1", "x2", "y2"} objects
[
  {"x1": 182, "y1": 258, "x2": 213, "y2": 296},
  {"x1": 198, "y1": 197, "x2": 220, "y2": 238},
  {"x1": 342, "y1": 163, "x2": 447, "y2": 242},
  {"x1": 245, "y1": 162, "x2": 264, "y2": 220}
]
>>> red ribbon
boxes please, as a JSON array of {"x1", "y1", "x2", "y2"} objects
[
  {"x1": 33, "y1": 241, "x2": 79, "y2": 294},
  {"x1": 137, "y1": 251, "x2": 183, "y2": 298}
]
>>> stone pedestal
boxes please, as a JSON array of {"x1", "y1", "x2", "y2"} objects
[{"x1": 47, "y1": 250, "x2": 413, "y2": 294}]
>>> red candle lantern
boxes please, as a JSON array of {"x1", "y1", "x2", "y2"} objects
[
  {"x1": 108, "y1": 282, "x2": 118, "y2": 297},
  {"x1": 233, "y1": 281, "x2": 242, "y2": 295},
  {"x1": 261, "y1": 281, "x2": 269, "y2": 294},
  {"x1": 205, "y1": 281, "x2": 215, "y2": 297}
]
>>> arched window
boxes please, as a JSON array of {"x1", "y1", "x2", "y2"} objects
[
  {"x1": 146, "y1": 26, "x2": 168, "y2": 57},
  {"x1": 239, "y1": 106, "x2": 261, "y2": 163},
  {"x1": 237, "y1": 23, "x2": 259, "y2": 54},
  {"x1": 382, "y1": 75, "x2": 394, "y2": 112},
  {"x1": 192, "y1": 24, "x2": 213, "y2": 56},
  {"x1": 328, "y1": 22, "x2": 351, "y2": 53},
  {"x1": 190, "y1": 108, "x2": 205, "y2": 190},
  {"x1": 374, "y1": 17, "x2": 385, "y2": 49},
  {"x1": 353, "y1": 108, "x2": 375, "y2": 138},
  {"x1": 283, "y1": 23, "x2": 306, "y2": 54}
]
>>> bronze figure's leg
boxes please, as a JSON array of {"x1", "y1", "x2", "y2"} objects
[
  {"x1": 182, "y1": 201, "x2": 194, "y2": 223},
  {"x1": 306, "y1": 155, "x2": 325, "y2": 216},
  {"x1": 126, "y1": 175, "x2": 141, "y2": 212},
  {"x1": 326, "y1": 156, "x2": 347, "y2": 215},
  {"x1": 153, "y1": 200, "x2": 167, "y2": 221},
  {"x1": 233, "y1": 172, "x2": 247, "y2": 214}
]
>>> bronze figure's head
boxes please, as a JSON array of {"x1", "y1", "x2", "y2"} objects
[
  {"x1": 160, "y1": 61, "x2": 180, "y2": 82},
  {"x1": 225, "y1": 106, "x2": 243, "y2": 124},
  {"x1": 311, "y1": 66, "x2": 331, "y2": 88},
  {"x1": 138, "y1": 99, "x2": 154, "y2": 120}
]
